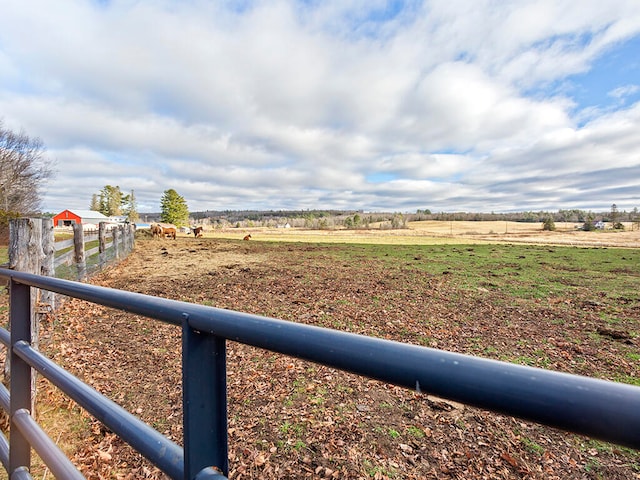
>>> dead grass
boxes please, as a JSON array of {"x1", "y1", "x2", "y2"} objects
[{"x1": 183, "y1": 221, "x2": 640, "y2": 248}]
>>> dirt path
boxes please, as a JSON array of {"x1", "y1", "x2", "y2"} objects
[{"x1": 38, "y1": 236, "x2": 639, "y2": 479}]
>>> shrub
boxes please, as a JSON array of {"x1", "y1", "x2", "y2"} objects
[{"x1": 542, "y1": 217, "x2": 556, "y2": 231}]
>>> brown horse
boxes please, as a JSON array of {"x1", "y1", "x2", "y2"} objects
[
  {"x1": 191, "y1": 226, "x2": 204, "y2": 238},
  {"x1": 151, "y1": 223, "x2": 163, "y2": 238},
  {"x1": 243, "y1": 234, "x2": 252, "y2": 241},
  {"x1": 163, "y1": 227, "x2": 177, "y2": 239}
]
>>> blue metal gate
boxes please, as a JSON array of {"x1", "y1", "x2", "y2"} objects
[{"x1": 0, "y1": 268, "x2": 639, "y2": 479}]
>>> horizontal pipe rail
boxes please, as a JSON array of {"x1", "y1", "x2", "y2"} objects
[
  {"x1": 0, "y1": 432, "x2": 8, "y2": 475},
  {"x1": 12, "y1": 408, "x2": 85, "y2": 480},
  {"x1": 2, "y1": 268, "x2": 640, "y2": 451},
  {"x1": 10, "y1": 339, "x2": 185, "y2": 480},
  {"x1": 0, "y1": 384, "x2": 9, "y2": 472},
  {"x1": 0, "y1": 379, "x2": 9, "y2": 412}
]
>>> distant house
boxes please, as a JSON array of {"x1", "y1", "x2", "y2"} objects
[
  {"x1": 594, "y1": 221, "x2": 605, "y2": 230},
  {"x1": 52, "y1": 209, "x2": 109, "y2": 228}
]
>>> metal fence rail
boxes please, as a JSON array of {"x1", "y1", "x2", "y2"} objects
[{"x1": 0, "y1": 267, "x2": 639, "y2": 479}]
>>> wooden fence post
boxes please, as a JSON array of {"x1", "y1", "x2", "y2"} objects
[
  {"x1": 72, "y1": 223, "x2": 87, "y2": 282},
  {"x1": 121, "y1": 224, "x2": 129, "y2": 254},
  {"x1": 121, "y1": 225, "x2": 128, "y2": 254},
  {"x1": 113, "y1": 226, "x2": 121, "y2": 261},
  {"x1": 40, "y1": 217, "x2": 56, "y2": 311},
  {"x1": 99, "y1": 222, "x2": 107, "y2": 269},
  {"x1": 126, "y1": 224, "x2": 133, "y2": 253},
  {"x1": 7, "y1": 217, "x2": 44, "y2": 416},
  {"x1": 126, "y1": 224, "x2": 134, "y2": 253}
]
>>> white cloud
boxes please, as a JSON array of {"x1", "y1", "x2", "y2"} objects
[
  {"x1": 0, "y1": 0, "x2": 639, "y2": 213},
  {"x1": 608, "y1": 84, "x2": 640, "y2": 99}
]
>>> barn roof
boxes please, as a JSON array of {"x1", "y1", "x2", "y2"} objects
[{"x1": 57, "y1": 209, "x2": 109, "y2": 219}]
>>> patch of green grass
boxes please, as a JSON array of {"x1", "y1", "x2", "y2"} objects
[
  {"x1": 483, "y1": 346, "x2": 498, "y2": 355},
  {"x1": 599, "y1": 312, "x2": 622, "y2": 325},
  {"x1": 388, "y1": 428, "x2": 400, "y2": 439},
  {"x1": 582, "y1": 439, "x2": 613, "y2": 454},
  {"x1": 521, "y1": 436, "x2": 545, "y2": 455},
  {"x1": 584, "y1": 458, "x2": 603, "y2": 476},
  {"x1": 417, "y1": 336, "x2": 435, "y2": 347},
  {"x1": 406, "y1": 425, "x2": 425, "y2": 438},
  {"x1": 0, "y1": 246, "x2": 7, "y2": 264},
  {"x1": 292, "y1": 439, "x2": 306, "y2": 451},
  {"x1": 323, "y1": 243, "x2": 640, "y2": 303},
  {"x1": 613, "y1": 375, "x2": 640, "y2": 387},
  {"x1": 363, "y1": 460, "x2": 397, "y2": 479},
  {"x1": 514, "y1": 355, "x2": 536, "y2": 366},
  {"x1": 279, "y1": 420, "x2": 305, "y2": 437},
  {"x1": 626, "y1": 352, "x2": 640, "y2": 362}
]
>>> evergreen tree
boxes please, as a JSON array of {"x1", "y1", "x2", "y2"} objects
[
  {"x1": 124, "y1": 189, "x2": 139, "y2": 223},
  {"x1": 160, "y1": 189, "x2": 189, "y2": 226},
  {"x1": 89, "y1": 194, "x2": 100, "y2": 211},
  {"x1": 98, "y1": 185, "x2": 124, "y2": 216}
]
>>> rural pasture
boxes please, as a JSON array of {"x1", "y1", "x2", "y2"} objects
[
  {"x1": 3, "y1": 222, "x2": 639, "y2": 479},
  {"x1": 186, "y1": 220, "x2": 640, "y2": 249}
]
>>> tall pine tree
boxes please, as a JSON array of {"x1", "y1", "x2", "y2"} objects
[
  {"x1": 160, "y1": 189, "x2": 189, "y2": 226},
  {"x1": 124, "y1": 189, "x2": 139, "y2": 223},
  {"x1": 98, "y1": 185, "x2": 124, "y2": 216}
]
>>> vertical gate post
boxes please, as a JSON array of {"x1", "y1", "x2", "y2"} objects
[
  {"x1": 9, "y1": 279, "x2": 32, "y2": 474},
  {"x1": 182, "y1": 315, "x2": 228, "y2": 478},
  {"x1": 7, "y1": 218, "x2": 43, "y2": 416},
  {"x1": 72, "y1": 223, "x2": 86, "y2": 281}
]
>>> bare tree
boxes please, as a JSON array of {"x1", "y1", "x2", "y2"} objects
[{"x1": 0, "y1": 121, "x2": 53, "y2": 215}]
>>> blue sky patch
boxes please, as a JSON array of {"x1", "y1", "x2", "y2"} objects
[
  {"x1": 367, "y1": 172, "x2": 399, "y2": 183},
  {"x1": 567, "y1": 34, "x2": 640, "y2": 111}
]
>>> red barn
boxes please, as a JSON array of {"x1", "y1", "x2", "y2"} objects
[{"x1": 52, "y1": 209, "x2": 108, "y2": 227}]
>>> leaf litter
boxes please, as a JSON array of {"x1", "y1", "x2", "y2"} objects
[{"x1": 10, "y1": 236, "x2": 640, "y2": 479}]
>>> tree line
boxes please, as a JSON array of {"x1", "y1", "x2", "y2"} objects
[{"x1": 181, "y1": 206, "x2": 639, "y2": 231}]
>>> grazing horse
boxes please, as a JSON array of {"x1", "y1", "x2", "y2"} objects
[
  {"x1": 243, "y1": 234, "x2": 252, "y2": 241},
  {"x1": 191, "y1": 226, "x2": 204, "y2": 238},
  {"x1": 163, "y1": 227, "x2": 177, "y2": 240},
  {"x1": 151, "y1": 223, "x2": 163, "y2": 238}
]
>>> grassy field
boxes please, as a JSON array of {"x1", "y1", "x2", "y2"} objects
[
  {"x1": 25, "y1": 234, "x2": 640, "y2": 479},
  {"x1": 185, "y1": 220, "x2": 639, "y2": 248},
  {"x1": 1, "y1": 223, "x2": 639, "y2": 478}
]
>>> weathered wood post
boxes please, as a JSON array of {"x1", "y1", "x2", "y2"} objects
[
  {"x1": 128, "y1": 224, "x2": 134, "y2": 253},
  {"x1": 72, "y1": 223, "x2": 87, "y2": 282},
  {"x1": 120, "y1": 224, "x2": 128, "y2": 255},
  {"x1": 121, "y1": 224, "x2": 129, "y2": 254},
  {"x1": 7, "y1": 217, "x2": 44, "y2": 415},
  {"x1": 127, "y1": 223, "x2": 135, "y2": 253},
  {"x1": 113, "y1": 225, "x2": 121, "y2": 261},
  {"x1": 40, "y1": 217, "x2": 56, "y2": 311},
  {"x1": 99, "y1": 222, "x2": 107, "y2": 269}
]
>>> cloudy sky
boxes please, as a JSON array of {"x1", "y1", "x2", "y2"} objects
[{"x1": 1, "y1": 0, "x2": 639, "y2": 214}]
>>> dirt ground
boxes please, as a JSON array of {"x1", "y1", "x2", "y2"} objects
[{"x1": 26, "y1": 231, "x2": 640, "y2": 479}]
